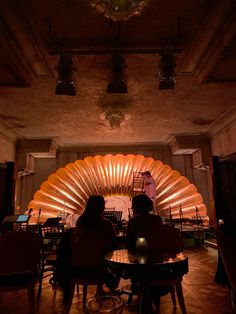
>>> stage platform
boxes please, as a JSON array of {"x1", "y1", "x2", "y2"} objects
[{"x1": 171, "y1": 223, "x2": 214, "y2": 248}]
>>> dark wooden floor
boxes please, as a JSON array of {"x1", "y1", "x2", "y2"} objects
[{"x1": 0, "y1": 247, "x2": 234, "y2": 314}]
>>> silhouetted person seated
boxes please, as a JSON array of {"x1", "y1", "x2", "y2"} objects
[
  {"x1": 126, "y1": 194, "x2": 183, "y2": 311},
  {"x1": 126, "y1": 194, "x2": 163, "y2": 250},
  {"x1": 56, "y1": 195, "x2": 118, "y2": 304}
]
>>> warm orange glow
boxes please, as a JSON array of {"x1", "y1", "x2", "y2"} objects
[{"x1": 28, "y1": 154, "x2": 208, "y2": 223}]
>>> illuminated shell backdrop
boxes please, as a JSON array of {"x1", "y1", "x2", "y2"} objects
[{"x1": 28, "y1": 154, "x2": 208, "y2": 222}]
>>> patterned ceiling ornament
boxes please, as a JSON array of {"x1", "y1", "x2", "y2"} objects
[
  {"x1": 89, "y1": 0, "x2": 150, "y2": 21},
  {"x1": 99, "y1": 110, "x2": 131, "y2": 128},
  {"x1": 28, "y1": 154, "x2": 208, "y2": 224}
]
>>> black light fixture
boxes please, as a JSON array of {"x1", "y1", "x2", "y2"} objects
[
  {"x1": 55, "y1": 55, "x2": 76, "y2": 96},
  {"x1": 44, "y1": 18, "x2": 76, "y2": 96},
  {"x1": 107, "y1": 51, "x2": 127, "y2": 94},
  {"x1": 158, "y1": 49, "x2": 176, "y2": 90}
]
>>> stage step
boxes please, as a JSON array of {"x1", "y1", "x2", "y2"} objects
[
  {"x1": 182, "y1": 229, "x2": 206, "y2": 248},
  {"x1": 205, "y1": 239, "x2": 218, "y2": 249}
]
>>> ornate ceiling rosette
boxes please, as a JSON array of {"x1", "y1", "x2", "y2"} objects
[
  {"x1": 28, "y1": 154, "x2": 208, "y2": 223},
  {"x1": 89, "y1": 0, "x2": 150, "y2": 21}
]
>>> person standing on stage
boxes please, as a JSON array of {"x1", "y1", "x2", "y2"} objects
[{"x1": 141, "y1": 171, "x2": 156, "y2": 208}]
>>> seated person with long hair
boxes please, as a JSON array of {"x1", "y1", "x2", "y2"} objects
[{"x1": 57, "y1": 195, "x2": 118, "y2": 303}]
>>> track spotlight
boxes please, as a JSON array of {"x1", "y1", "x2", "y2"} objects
[
  {"x1": 107, "y1": 51, "x2": 127, "y2": 94},
  {"x1": 55, "y1": 55, "x2": 76, "y2": 96},
  {"x1": 158, "y1": 49, "x2": 176, "y2": 90}
]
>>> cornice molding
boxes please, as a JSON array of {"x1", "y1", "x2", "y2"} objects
[
  {"x1": 209, "y1": 105, "x2": 236, "y2": 137},
  {"x1": 0, "y1": 1, "x2": 54, "y2": 84},
  {"x1": 58, "y1": 143, "x2": 170, "y2": 153},
  {"x1": 0, "y1": 125, "x2": 16, "y2": 143},
  {"x1": 195, "y1": 1, "x2": 236, "y2": 82},
  {"x1": 180, "y1": 0, "x2": 236, "y2": 82}
]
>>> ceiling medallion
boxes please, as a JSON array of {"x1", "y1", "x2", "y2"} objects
[
  {"x1": 90, "y1": 0, "x2": 150, "y2": 21},
  {"x1": 99, "y1": 110, "x2": 131, "y2": 128}
]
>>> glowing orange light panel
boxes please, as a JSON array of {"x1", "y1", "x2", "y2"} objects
[{"x1": 28, "y1": 154, "x2": 208, "y2": 223}]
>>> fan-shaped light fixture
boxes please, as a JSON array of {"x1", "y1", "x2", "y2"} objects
[
  {"x1": 28, "y1": 154, "x2": 208, "y2": 224},
  {"x1": 90, "y1": 0, "x2": 150, "y2": 21}
]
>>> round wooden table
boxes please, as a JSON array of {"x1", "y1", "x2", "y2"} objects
[{"x1": 104, "y1": 249, "x2": 188, "y2": 314}]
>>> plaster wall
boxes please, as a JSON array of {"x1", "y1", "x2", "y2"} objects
[
  {"x1": 211, "y1": 119, "x2": 236, "y2": 158},
  {"x1": 172, "y1": 154, "x2": 211, "y2": 213},
  {"x1": 0, "y1": 135, "x2": 15, "y2": 163},
  {"x1": 34, "y1": 158, "x2": 57, "y2": 193},
  {"x1": 172, "y1": 155, "x2": 194, "y2": 182}
]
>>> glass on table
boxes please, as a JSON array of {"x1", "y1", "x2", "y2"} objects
[{"x1": 136, "y1": 237, "x2": 148, "y2": 251}]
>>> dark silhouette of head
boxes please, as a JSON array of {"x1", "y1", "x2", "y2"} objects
[
  {"x1": 76, "y1": 195, "x2": 105, "y2": 229},
  {"x1": 141, "y1": 171, "x2": 152, "y2": 178},
  {"x1": 132, "y1": 194, "x2": 154, "y2": 215},
  {"x1": 85, "y1": 195, "x2": 105, "y2": 215}
]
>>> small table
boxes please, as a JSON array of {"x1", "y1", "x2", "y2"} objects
[{"x1": 104, "y1": 249, "x2": 188, "y2": 314}]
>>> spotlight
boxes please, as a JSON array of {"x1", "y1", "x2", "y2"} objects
[
  {"x1": 159, "y1": 79, "x2": 175, "y2": 90},
  {"x1": 107, "y1": 80, "x2": 127, "y2": 93},
  {"x1": 107, "y1": 51, "x2": 127, "y2": 94},
  {"x1": 55, "y1": 55, "x2": 76, "y2": 96},
  {"x1": 55, "y1": 81, "x2": 76, "y2": 96},
  {"x1": 158, "y1": 49, "x2": 176, "y2": 90}
]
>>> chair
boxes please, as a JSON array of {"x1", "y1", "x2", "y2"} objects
[
  {"x1": 150, "y1": 225, "x2": 186, "y2": 313},
  {"x1": 121, "y1": 225, "x2": 187, "y2": 312},
  {"x1": 65, "y1": 275, "x2": 99, "y2": 313},
  {"x1": 0, "y1": 230, "x2": 41, "y2": 313},
  {"x1": 55, "y1": 228, "x2": 94, "y2": 310},
  {"x1": 37, "y1": 223, "x2": 64, "y2": 296},
  {"x1": 63, "y1": 229, "x2": 112, "y2": 313},
  {"x1": 150, "y1": 276, "x2": 186, "y2": 313},
  {"x1": 216, "y1": 229, "x2": 236, "y2": 311},
  {"x1": 120, "y1": 275, "x2": 185, "y2": 311}
]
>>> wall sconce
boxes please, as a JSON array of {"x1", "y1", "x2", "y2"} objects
[
  {"x1": 55, "y1": 55, "x2": 76, "y2": 96},
  {"x1": 158, "y1": 49, "x2": 176, "y2": 90}
]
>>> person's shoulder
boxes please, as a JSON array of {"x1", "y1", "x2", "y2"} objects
[
  {"x1": 128, "y1": 215, "x2": 142, "y2": 226},
  {"x1": 128, "y1": 215, "x2": 139, "y2": 222},
  {"x1": 144, "y1": 213, "x2": 162, "y2": 224}
]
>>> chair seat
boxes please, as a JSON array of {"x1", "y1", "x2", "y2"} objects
[
  {"x1": 64, "y1": 268, "x2": 101, "y2": 313},
  {"x1": 119, "y1": 276, "x2": 186, "y2": 313},
  {"x1": 151, "y1": 276, "x2": 186, "y2": 314},
  {"x1": 64, "y1": 277, "x2": 99, "y2": 313},
  {"x1": 45, "y1": 254, "x2": 57, "y2": 265}
]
